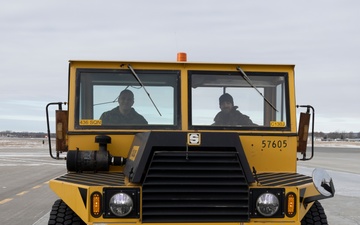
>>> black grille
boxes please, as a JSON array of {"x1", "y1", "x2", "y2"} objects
[{"x1": 142, "y1": 151, "x2": 249, "y2": 222}]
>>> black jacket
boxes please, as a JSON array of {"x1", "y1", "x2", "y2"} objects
[
  {"x1": 213, "y1": 106, "x2": 255, "y2": 126},
  {"x1": 100, "y1": 107, "x2": 148, "y2": 125}
]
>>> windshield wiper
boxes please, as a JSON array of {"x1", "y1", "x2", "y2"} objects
[
  {"x1": 236, "y1": 66, "x2": 278, "y2": 112},
  {"x1": 127, "y1": 64, "x2": 162, "y2": 116}
]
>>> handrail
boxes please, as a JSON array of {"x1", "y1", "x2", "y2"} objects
[
  {"x1": 297, "y1": 105, "x2": 315, "y2": 161},
  {"x1": 46, "y1": 102, "x2": 67, "y2": 160}
]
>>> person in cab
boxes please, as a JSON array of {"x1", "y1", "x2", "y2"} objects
[
  {"x1": 213, "y1": 93, "x2": 256, "y2": 126},
  {"x1": 100, "y1": 89, "x2": 148, "y2": 125}
]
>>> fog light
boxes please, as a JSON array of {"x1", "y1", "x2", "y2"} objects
[
  {"x1": 109, "y1": 193, "x2": 133, "y2": 217},
  {"x1": 256, "y1": 193, "x2": 280, "y2": 216}
]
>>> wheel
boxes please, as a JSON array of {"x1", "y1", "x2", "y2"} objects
[
  {"x1": 301, "y1": 200, "x2": 328, "y2": 225},
  {"x1": 48, "y1": 199, "x2": 86, "y2": 225}
]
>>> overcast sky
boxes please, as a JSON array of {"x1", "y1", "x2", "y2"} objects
[{"x1": 0, "y1": 0, "x2": 359, "y2": 133}]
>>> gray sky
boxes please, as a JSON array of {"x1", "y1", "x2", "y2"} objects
[{"x1": 1, "y1": 0, "x2": 359, "y2": 133}]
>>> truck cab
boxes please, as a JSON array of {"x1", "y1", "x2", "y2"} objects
[{"x1": 46, "y1": 53, "x2": 334, "y2": 225}]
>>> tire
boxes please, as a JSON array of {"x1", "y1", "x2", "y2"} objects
[
  {"x1": 48, "y1": 199, "x2": 86, "y2": 225},
  {"x1": 301, "y1": 200, "x2": 328, "y2": 225}
]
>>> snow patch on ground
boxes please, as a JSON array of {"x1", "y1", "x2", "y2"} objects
[
  {"x1": 0, "y1": 137, "x2": 54, "y2": 149},
  {"x1": 309, "y1": 140, "x2": 360, "y2": 148}
]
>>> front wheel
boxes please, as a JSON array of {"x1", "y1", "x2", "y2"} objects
[
  {"x1": 48, "y1": 199, "x2": 86, "y2": 225},
  {"x1": 301, "y1": 200, "x2": 328, "y2": 225}
]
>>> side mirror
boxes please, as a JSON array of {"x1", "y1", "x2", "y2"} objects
[
  {"x1": 297, "y1": 105, "x2": 315, "y2": 160},
  {"x1": 56, "y1": 110, "x2": 68, "y2": 152},
  {"x1": 297, "y1": 112, "x2": 310, "y2": 154},
  {"x1": 46, "y1": 102, "x2": 67, "y2": 160}
]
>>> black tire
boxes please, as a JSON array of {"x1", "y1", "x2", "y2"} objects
[
  {"x1": 48, "y1": 199, "x2": 86, "y2": 225},
  {"x1": 301, "y1": 200, "x2": 328, "y2": 225}
]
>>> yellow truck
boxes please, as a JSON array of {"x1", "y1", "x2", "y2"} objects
[{"x1": 46, "y1": 53, "x2": 334, "y2": 225}]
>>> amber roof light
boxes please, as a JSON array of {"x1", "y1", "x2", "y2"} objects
[{"x1": 177, "y1": 52, "x2": 187, "y2": 62}]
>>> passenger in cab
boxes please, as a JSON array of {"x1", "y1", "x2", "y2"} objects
[
  {"x1": 100, "y1": 89, "x2": 148, "y2": 125},
  {"x1": 213, "y1": 93, "x2": 256, "y2": 126}
]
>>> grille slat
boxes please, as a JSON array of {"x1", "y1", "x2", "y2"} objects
[
  {"x1": 143, "y1": 185, "x2": 247, "y2": 193},
  {"x1": 149, "y1": 165, "x2": 242, "y2": 170},
  {"x1": 144, "y1": 177, "x2": 247, "y2": 185},
  {"x1": 146, "y1": 170, "x2": 244, "y2": 177},
  {"x1": 142, "y1": 151, "x2": 249, "y2": 222},
  {"x1": 142, "y1": 192, "x2": 248, "y2": 200},
  {"x1": 143, "y1": 207, "x2": 248, "y2": 215}
]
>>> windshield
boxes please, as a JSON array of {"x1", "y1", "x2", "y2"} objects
[
  {"x1": 189, "y1": 71, "x2": 289, "y2": 130},
  {"x1": 76, "y1": 69, "x2": 180, "y2": 129},
  {"x1": 75, "y1": 68, "x2": 289, "y2": 131}
]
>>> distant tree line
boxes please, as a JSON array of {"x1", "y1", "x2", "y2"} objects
[{"x1": 313, "y1": 131, "x2": 360, "y2": 140}]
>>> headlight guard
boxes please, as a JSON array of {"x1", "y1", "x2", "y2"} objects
[
  {"x1": 250, "y1": 188, "x2": 285, "y2": 218},
  {"x1": 103, "y1": 188, "x2": 140, "y2": 218}
]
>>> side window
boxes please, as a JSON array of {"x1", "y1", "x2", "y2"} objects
[{"x1": 190, "y1": 71, "x2": 289, "y2": 130}]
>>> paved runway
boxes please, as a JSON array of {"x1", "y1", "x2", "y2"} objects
[
  {"x1": 0, "y1": 138, "x2": 66, "y2": 225},
  {"x1": 0, "y1": 138, "x2": 359, "y2": 225}
]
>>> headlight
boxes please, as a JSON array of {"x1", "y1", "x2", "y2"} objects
[
  {"x1": 109, "y1": 193, "x2": 133, "y2": 217},
  {"x1": 256, "y1": 193, "x2": 280, "y2": 216}
]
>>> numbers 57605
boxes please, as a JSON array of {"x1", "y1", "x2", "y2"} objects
[{"x1": 261, "y1": 140, "x2": 288, "y2": 148}]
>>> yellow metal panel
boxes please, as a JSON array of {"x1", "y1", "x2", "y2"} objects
[
  {"x1": 241, "y1": 135, "x2": 297, "y2": 173},
  {"x1": 49, "y1": 179, "x2": 90, "y2": 222}
]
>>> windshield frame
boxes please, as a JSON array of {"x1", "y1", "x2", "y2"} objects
[{"x1": 74, "y1": 68, "x2": 181, "y2": 130}]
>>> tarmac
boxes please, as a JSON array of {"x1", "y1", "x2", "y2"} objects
[{"x1": 0, "y1": 138, "x2": 359, "y2": 225}]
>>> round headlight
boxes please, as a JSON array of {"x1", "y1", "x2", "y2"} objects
[
  {"x1": 256, "y1": 193, "x2": 279, "y2": 216},
  {"x1": 109, "y1": 193, "x2": 133, "y2": 217}
]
